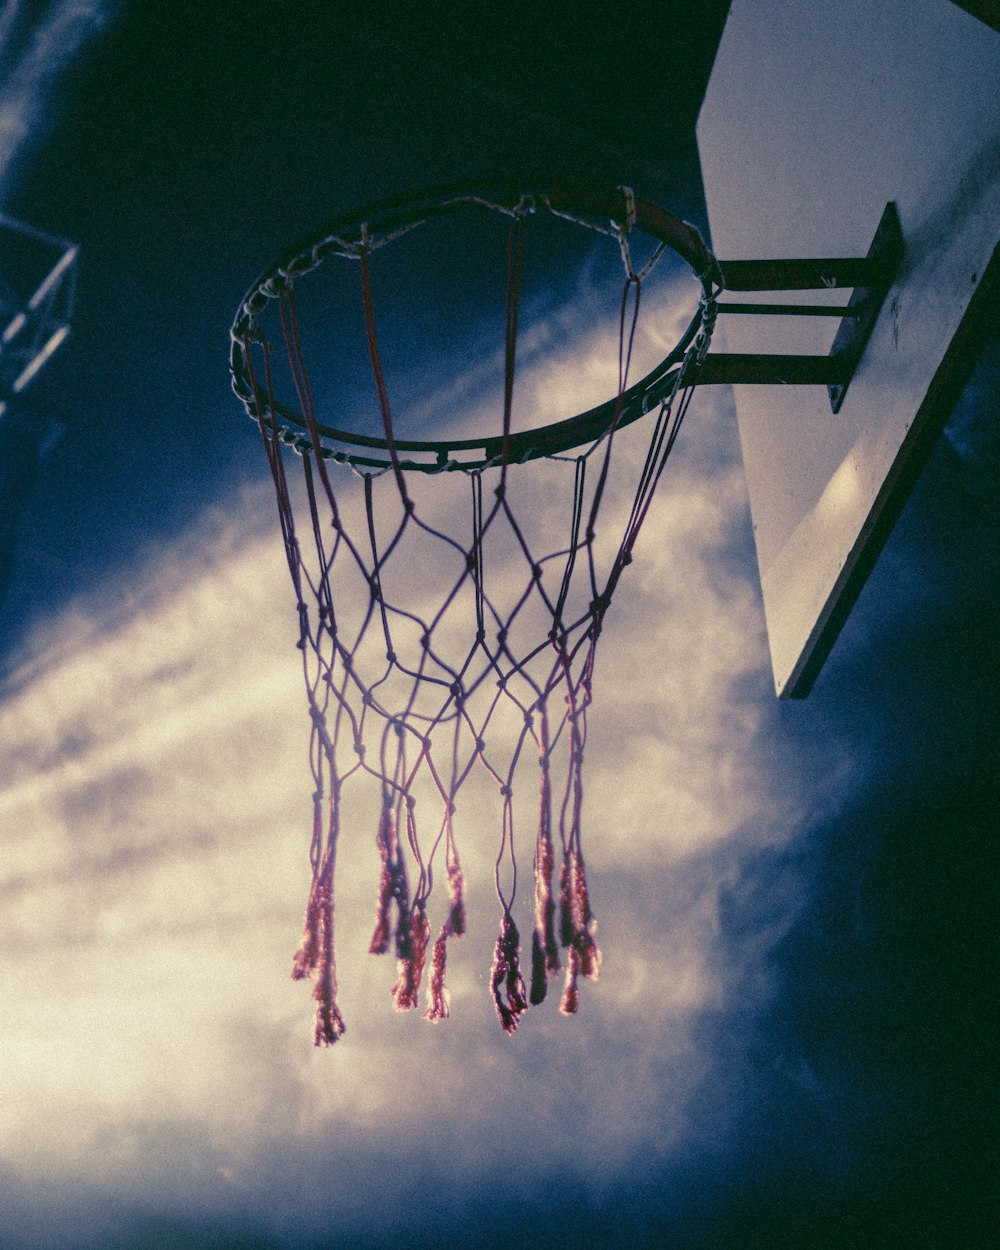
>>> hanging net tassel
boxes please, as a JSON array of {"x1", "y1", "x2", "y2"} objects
[
  {"x1": 425, "y1": 931, "x2": 451, "y2": 1023},
  {"x1": 530, "y1": 754, "x2": 560, "y2": 1005},
  {"x1": 391, "y1": 906, "x2": 430, "y2": 1012},
  {"x1": 445, "y1": 850, "x2": 466, "y2": 938},
  {"x1": 369, "y1": 801, "x2": 406, "y2": 956},
  {"x1": 424, "y1": 845, "x2": 467, "y2": 1022},
  {"x1": 491, "y1": 910, "x2": 528, "y2": 1035},
  {"x1": 291, "y1": 793, "x2": 346, "y2": 1046},
  {"x1": 558, "y1": 847, "x2": 601, "y2": 1016},
  {"x1": 290, "y1": 795, "x2": 325, "y2": 981},
  {"x1": 369, "y1": 798, "x2": 434, "y2": 1012}
]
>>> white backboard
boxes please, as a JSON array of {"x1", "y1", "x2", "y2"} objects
[{"x1": 697, "y1": 0, "x2": 1000, "y2": 696}]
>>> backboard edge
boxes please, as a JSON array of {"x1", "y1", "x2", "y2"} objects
[{"x1": 779, "y1": 238, "x2": 1000, "y2": 697}]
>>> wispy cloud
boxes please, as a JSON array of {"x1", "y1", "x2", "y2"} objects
[
  {"x1": 0, "y1": 0, "x2": 114, "y2": 204},
  {"x1": 0, "y1": 279, "x2": 840, "y2": 1247}
]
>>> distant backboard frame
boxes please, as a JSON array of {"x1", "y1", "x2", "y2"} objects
[
  {"x1": 696, "y1": 0, "x2": 1000, "y2": 697},
  {"x1": 0, "y1": 216, "x2": 78, "y2": 417}
]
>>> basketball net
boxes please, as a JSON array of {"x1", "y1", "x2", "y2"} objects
[{"x1": 232, "y1": 186, "x2": 719, "y2": 1044}]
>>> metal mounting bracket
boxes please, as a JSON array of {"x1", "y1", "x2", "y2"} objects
[{"x1": 693, "y1": 202, "x2": 904, "y2": 411}]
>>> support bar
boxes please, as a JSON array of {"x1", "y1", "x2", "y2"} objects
[
  {"x1": 690, "y1": 353, "x2": 851, "y2": 387},
  {"x1": 703, "y1": 203, "x2": 904, "y2": 411},
  {"x1": 717, "y1": 257, "x2": 890, "y2": 290},
  {"x1": 717, "y1": 302, "x2": 863, "y2": 318}
]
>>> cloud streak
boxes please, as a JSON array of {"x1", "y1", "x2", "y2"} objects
[
  {"x1": 0, "y1": 270, "x2": 840, "y2": 1248},
  {"x1": 0, "y1": 0, "x2": 114, "y2": 205}
]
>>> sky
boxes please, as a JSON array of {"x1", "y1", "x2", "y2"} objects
[{"x1": 1, "y1": 3, "x2": 998, "y2": 1248}]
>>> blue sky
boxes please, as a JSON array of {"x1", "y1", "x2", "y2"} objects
[{"x1": 0, "y1": 4, "x2": 998, "y2": 1248}]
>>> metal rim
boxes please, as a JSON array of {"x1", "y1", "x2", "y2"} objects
[{"x1": 230, "y1": 180, "x2": 718, "y2": 472}]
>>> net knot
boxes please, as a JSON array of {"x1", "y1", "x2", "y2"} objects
[
  {"x1": 260, "y1": 272, "x2": 289, "y2": 298},
  {"x1": 617, "y1": 184, "x2": 638, "y2": 233},
  {"x1": 614, "y1": 185, "x2": 639, "y2": 280}
]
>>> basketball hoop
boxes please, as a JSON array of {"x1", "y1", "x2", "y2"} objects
[{"x1": 230, "y1": 181, "x2": 721, "y2": 1044}]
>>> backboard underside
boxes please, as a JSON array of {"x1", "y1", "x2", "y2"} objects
[{"x1": 696, "y1": 0, "x2": 1000, "y2": 697}]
